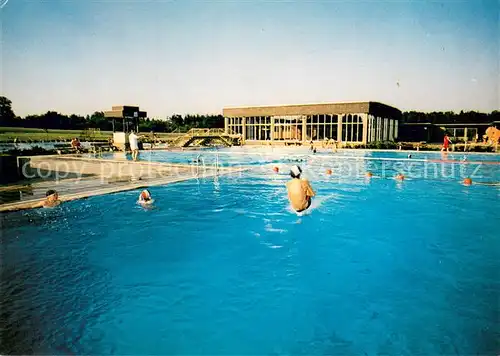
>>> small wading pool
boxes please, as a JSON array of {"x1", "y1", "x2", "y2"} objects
[{"x1": 1, "y1": 148, "x2": 499, "y2": 354}]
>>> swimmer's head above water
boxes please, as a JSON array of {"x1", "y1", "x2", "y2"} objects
[
  {"x1": 46, "y1": 189, "x2": 58, "y2": 200},
  {"x1": 139, "y1": 189, "x2": 152, "y2": 202},
  {"x1": 43, "y1": 189, "x2": 60, "y2": 208},
  {"x1": 290, "y1": 165, "x2": 302, "y2": 179}
]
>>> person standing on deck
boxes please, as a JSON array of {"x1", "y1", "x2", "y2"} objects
[
  {"x1": 286, "y1": 165, "x2": 316, "y2": 213},
  {"x1": 129, "y1": 131, "x2": 140, "y2": 161},
  {"x1": 441, "y1": 134, "x2": 452, "y2": 152}
]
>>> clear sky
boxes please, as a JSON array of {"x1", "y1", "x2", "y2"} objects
[{"x1": 1, "y1": 0, "x2": 498, "y2": 117}]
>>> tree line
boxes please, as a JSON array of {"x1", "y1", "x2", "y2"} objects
[
  {"x1": 0, "y1": 96, "x2": 224, "y2": 133},
  {"x1": 402, "y1": 110, "x2": 499, "y2": 124},
  {"x1": 1, "y1": 96, "x2": 498, "y2": 132}
]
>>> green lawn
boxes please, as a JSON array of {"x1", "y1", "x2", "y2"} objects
[{"x1": 0, "y1": 127, "x2": 183, "y2": 142}]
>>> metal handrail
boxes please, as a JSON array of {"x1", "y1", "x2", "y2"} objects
[
  {"x1": 171, "y1": 128, "x2": 241, "y2": 147},
  {"x1": 187, "y1": 128, "x2": 227, "y2": 136}
]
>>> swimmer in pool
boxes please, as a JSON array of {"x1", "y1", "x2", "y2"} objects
[
  {"x1": 286, "y1": 165, "x2": 315, "y2": 213},
  {"x1": 43, "y1": 189, "x2": 61, "y2": 208},
  {"x1": 138, "y1": 189, "x2": 154, "y2": 205}
]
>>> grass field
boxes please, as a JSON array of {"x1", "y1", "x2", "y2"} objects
[{"x1": 0, "y1": 127, "x2": 184, "y2": 143}]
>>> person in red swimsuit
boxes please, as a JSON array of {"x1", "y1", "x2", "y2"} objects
[{"x1": 441, "y1": 134, "x2": 452, "y2": 152}]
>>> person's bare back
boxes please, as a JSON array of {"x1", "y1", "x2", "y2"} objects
[{"x1": 286, "y1": 166, "x2": 315, "y2": 212}]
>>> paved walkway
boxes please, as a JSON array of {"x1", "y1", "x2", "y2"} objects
[{"x1": 1, "y1": 156, "x2": 243, "y2": 212}]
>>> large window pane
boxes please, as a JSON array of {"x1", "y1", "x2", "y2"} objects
[
  {"x1": 352, "y1": 124, "x2": 358, "y2": 142},
  {"x1": 325, "y1": 124, "x2": 331, "y2": 140},
  {"x1": 318, "y1": 125, "x2": 325, "y2": 140},
  {"x1": 331, "y1": 124, "x2": 338, "y2": 141}
]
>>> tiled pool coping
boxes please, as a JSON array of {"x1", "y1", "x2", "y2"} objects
[{"x1": 0, "y1": 156, "x2": 245, "y2": 212}]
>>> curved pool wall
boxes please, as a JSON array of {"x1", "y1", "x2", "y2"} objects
[{"x1": 1, "y1": 148, "x2": 499, "y2": 355}]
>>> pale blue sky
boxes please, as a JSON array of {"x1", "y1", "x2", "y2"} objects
[{"x1": 1, "y1": 0, "x2": 498, "y2": 117}]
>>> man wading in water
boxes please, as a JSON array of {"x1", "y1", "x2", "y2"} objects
[{"x1": 286, "y1": 165, "x2": 315, "y2": 213}]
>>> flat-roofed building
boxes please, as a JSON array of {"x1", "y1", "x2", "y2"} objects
[{"x1": 223, "y1": 102, "x2": 401, "y2": 144}]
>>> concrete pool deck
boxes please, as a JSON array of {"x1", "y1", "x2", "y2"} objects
[{"x1": 0, "y1": 155, "x2": 245, "y2": 213}]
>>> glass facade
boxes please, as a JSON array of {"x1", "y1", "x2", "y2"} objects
[
  {"x1": 274, "y1": 116, "x2": 303, "y2": 141},
  {"x1": 226, "y1": 113, "x2": 398, "y2": 143},
  {"x1": 366, "y1": 115, "x2": 398, "y2": 143},
  {"x1": 449, "y1": 127, "x2": 478, "y2": 142},
  {"x1": 244, "y1": 116, "x2": 271, "y2": 140},
  {"x1": 305, "y1": 114, "x2": 339, "y2": 141},
  {"x1": 340, "y1": 114, "x2": 364, "y2": 142},
  {"x1": 226, "y1": 117, "x2": 244, "y2": 135}
]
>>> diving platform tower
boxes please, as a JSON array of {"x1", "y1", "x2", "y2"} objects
[{"x1": 104, "y1": 106, "x2": 147, "y2": 151}]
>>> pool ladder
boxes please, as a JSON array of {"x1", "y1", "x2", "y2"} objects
[
  {"x1": 215, "y1": 152, "x2": 220, "y2": 174},
  {"x1": 195, "y1": 153, "x2": 220, "y2": 175}
]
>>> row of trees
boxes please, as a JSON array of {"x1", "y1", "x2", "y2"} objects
[
  {"x1": 1, "y1": 96, "x2": 498, "y2": 132},
  {"x1": 0, "y1": 97, "x2": 224, "y2": 133},
  {"x1": 402, "y1": 110, "x2": 499, "y2": 124}
]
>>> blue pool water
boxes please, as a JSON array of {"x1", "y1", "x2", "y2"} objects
[{"x1": 1, "y1": 149, "x2": 499, "y2": 355}]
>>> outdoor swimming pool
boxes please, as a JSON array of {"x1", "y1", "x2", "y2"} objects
[{"x1": 1, "y1": 149, "x2": 499, "y2": 354}]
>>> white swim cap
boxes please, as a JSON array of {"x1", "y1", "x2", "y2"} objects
[{"x1": 290, "y1": 165, "x2": 302, "y2": 177}]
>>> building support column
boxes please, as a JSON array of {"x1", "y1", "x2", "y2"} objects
[
  {"x1": 362, "y1": 113, "x2": 369, "y2": 144},
  {"x1": 302, "y1": 116, "x2": 307, "y2": 142},
  {"x1": 271, "y1": 117, "x2": 275, "y2": 143},
  {"x1": 224, "y1": 117, "x2": 229, "y2": 134},
  {"x1": 242, "y1": 117, "x2": 246, "y2": 143},
  {"x1": 337, "y1": 114, "x2": 343, "y2": 144}
]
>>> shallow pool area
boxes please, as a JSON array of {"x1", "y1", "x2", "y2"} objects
[{"x1": 1, "y1": 149, "x2": 499, "y2": 354}]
